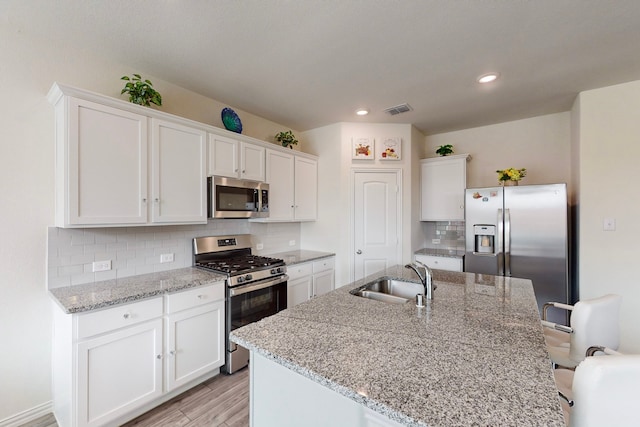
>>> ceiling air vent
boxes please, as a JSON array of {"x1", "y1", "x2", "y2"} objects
[{"x1": 383, "y1": 103, "x2": 413, "y2": 116}]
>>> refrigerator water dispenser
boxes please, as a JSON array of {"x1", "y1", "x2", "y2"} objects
[{"x1": 474, "y1": 225, "x2": 495, "y2": 254}]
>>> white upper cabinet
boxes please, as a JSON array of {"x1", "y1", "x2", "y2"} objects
[
  {"x1": 263, "y1": 149, "x2": 317, "y2": 222},
  {"x1": 240, "y1": 142, "x2": 266, "y2": 182},
  {"x1": 151, "y1": 119, "x2": 207, "y2": 223},
  {"x1": 420, "y1": 154, "x2": 470, "y2": 221},
  {"x1": 48, "y1": 83, "x2": 317, "y2": 227},
  {"x1": 208, "y1": 133, "x2": 238, "y2": 178},
  {"x1": 293, "y1": 156, "x2": 318, "y2": 221},
  {"x1": 56, "y1": 97, "x2": 149, "y2": 226},
  {"x1": 208, "y1": 133, "x2": 265, "y2": 182},
  {"x1": 265, "y1": 150, "x2": 295, "y2": 220}
]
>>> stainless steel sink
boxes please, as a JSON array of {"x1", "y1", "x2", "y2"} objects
[{"x1": 350, "y1": 277, "x2": 424, "y2": 304}]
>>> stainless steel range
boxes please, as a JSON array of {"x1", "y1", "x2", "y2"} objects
[{"x1": 193, "y1": 234, "x2": 287, "y2": 374}]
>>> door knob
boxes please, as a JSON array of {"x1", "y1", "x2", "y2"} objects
[{"x1": 356, "y1": 250, "x2": 362, "y2": 254}]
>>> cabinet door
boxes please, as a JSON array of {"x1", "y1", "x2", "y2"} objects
[
  {"x1": 165, "y1": 301, "x2": 224, "y2": 391},
  {"x1": 420, "y1": 157, "x2": 466, "y2": 221},
  {"x1": 76, "y1": 318, "x2": 163, "y2": 427},
  {"x1": 65, "y1": 98, "x2": 148, "y2": 226},
  {"x1": 312, "y1": 270, "x2": 334, "y2": 298},
  {"x1": 151, "y1": 119, "x2": 207, "y2": 223},
  {"x1": 240, "y1": 142, "x2": 266, "y2": 182},
  {"x1": 208, "y1": 134, "x2": 239, "y2": 177},
  {"x1": 288, "y1": 276, "x2": 312, "y2": 307},
  {"x1": 293, "y1": 156, "x2": 318, "y2": 221},
  {"x1": 265, "y1": 149, "x2": 295, "y2": 220}
]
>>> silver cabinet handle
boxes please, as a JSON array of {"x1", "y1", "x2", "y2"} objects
[
  {"x1": 142, "y1": 198, "x2": 147, "y2": 203},
  {"x1": 156, "y1": 354, "x2": 162, "y2": 360},
  {"x1": 123, "y1": 313, "x2": 130, "y2": 319},
  {"x1": 169, "y1": 350, "x2": 176, "y2": 356},
  {"x1": 154, "y1": 198, "x2": 159, "y2": 203},
  {"x1": 197, "y1": 294, "x2": 204, "y2": 299},
  {"x1": 356, "y1": 250, "x2": 362, "y2": 254}
]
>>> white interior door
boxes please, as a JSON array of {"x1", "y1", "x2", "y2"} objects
[{"x1": 353, "y1": 170, "x2": 401, "y2": 281}]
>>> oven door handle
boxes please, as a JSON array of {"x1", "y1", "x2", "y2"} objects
[{"x1": 228, "y1": 274, "x2": 289, "y2": 297}]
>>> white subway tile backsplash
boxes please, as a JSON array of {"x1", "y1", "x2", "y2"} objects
[
  {"x1": 47, "y1": 220, "x2": 300, "y2": 288},
  {"x1": 71, "y1": 272, "x2": 96, "y2": 286},
  {"x1": 49, "y1": 275, "x2": 71, "y2": 289},
  {"x1": 135, "y1": 265, "x2": 154, "y2": 275}
]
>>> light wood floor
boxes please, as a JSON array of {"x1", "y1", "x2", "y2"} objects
[{"x1": 22, "y1": 367, "x2": 249, "y2": 427}]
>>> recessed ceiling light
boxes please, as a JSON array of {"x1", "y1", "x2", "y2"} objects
[
  {"x1": 477, "y1": 73, "x2": 499, "y2": 84},
  {"x1": 355, "y1": 108, "x2": 369, "y2": 116}
]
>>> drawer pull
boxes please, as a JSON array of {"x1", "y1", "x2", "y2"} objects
[
  {"x1": 156, "y1": 354, "x2": 162, "y2": 360},
  {"x1": 123, "y1": 313, "x2": 130, "y2": 319},
  {"x1": 197, "y1": 295, "x2": 204, "y2": 299},
  {"x1": 169, "y1": 350, "x2": 176, "y2": 356}
]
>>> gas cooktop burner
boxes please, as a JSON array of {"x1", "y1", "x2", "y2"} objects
[
  {"x1": 197, "y1": 254, "x2": 284, "y2": 275},
  {"x1": 193, "y1": 235, "x2": 287, "y2": 288}
]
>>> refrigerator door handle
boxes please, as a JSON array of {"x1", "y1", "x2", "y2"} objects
[
  {"x1": 497, "y1": 208, "x2": 504, "y2": 276},
  {"x1": 504, "y1": 208, "x2": 511, "y2": 276}
]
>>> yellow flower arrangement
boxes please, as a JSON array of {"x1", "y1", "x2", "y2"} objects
[{"x1": 496, "y1": 168, "x2": 526, "y2": 182}]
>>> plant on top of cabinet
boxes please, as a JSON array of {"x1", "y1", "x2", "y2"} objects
[
  {"x1": 275, "y1": 130, "x2": 298, "y2": 149},
  {"x1": 435, "y1": 144, "x2": 454, "y2": 156},
  {"x1": 120, "y1": 74, "x2": 162, "y2": 107}
]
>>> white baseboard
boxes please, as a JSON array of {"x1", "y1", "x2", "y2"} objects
[{"x1": 0, "y1": 401, "x2": 53, "y2": 427}]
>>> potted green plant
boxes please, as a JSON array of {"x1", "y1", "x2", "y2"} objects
[
  {"x1": 435, "y1": 144, "x2": 454, "y2": 156},
  {"x1": 275, "y1": 130, "x2": 298, "y2": 149},
  {"x1": 120, "y1": 74, "x2": 162, "y2": 107}
]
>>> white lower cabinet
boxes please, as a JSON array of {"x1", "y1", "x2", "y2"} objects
[
  {"x1": 52, "y1": 282, "x2": 225, "y2": 427},
  {"x1": 165, "y1": 288, "x2": 225, "y2": 391},
  {"x1": 76, "y1": 317, "x2": 163, "y2": 427},
  {"x1": 312, "y1": 258, "x2": 335, "y2": 297},
  {"x1": 414, "y1": 254, "x2": 463, "y2": 272},
  {"x1": 287, "y1": 262, "x2": 313, "y2": 307},
  {"x1": 286, "y1": 257, "x2": 335, "y2": 308}
]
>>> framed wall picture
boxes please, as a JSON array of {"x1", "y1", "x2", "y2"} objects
[
  {"x1": 352, "y1": 137, "x2": 374, "y2": 159},
  {"x1": 379, "y1": 137, "x2": 401, "y2": 160}
]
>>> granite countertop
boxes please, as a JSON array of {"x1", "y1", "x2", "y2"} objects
[
  {"x1": 414, "y1": 248, "x2": 465, "y2": 258},
  {"x1": 265, "y1": 249, "x2": 335, "y2": 265},
  {"x1": 49, "y1": 267, "x2": 227, "y2": 314},
  {"x1": 230, "y1": 266, "x2": 564, "y2": 426}
]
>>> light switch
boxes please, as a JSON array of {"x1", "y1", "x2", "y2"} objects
[{"x1": 603, "y1": 218, "x2": 616, "y2": 231}]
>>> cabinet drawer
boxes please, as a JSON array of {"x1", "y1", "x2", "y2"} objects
[
  {"x1": 165, "y1": 282, "x2": 225, "y2": 314},
  {"x1": 287, "y1": 262, "x2": 313, "y2": 280},
  {"x1": 76, "y1": 297, "x2": 163, "y2": 339},
  {"x1": 415, "y1": 254, "x2": 463, "y2": 272},
  {"x1": 312, "y1": 257, "x2": 335, "y2": 273}
]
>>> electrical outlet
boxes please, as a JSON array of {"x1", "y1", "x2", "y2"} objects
[
  {"x1": 432, "y1": 239, "x2": 441, "y2": 244},
  {"x1": 92, "y1": 260, "x2": 111, "y2": 272},
  {"x1": 603, "y1": 218, "x2": 616, "y2": 231},
  {"x1": 160, "y1": 253, "x2": 174, "y2": 263},
  {"x1": 289, "y1": 240, "x2": 296, "y2": 246},
  {"x1": 256, "y1": 243, "x2": 264, "y2": 250}
]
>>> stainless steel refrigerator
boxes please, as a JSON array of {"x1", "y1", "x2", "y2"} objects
[{"x1": 464, "y1": 183, "x2": 569, "y2": 324}]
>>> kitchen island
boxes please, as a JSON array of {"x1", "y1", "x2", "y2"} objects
[{"x1": 230, "y1": 266, "x2": 564, "y2": 426}]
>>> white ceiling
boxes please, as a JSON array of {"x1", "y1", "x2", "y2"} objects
[{"x1": 4, "y1": 0, "x2": 640, "y2": 134}]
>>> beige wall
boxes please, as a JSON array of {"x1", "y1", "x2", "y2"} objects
[
  {"x1": 302, "y1": 123, "x2": 423, "y2": 286},
  {"x1": 425, "y1": 112, "x2": 572, "y2": 191},
  {"x1": 0, "y1": 24, "x2": 296, "y2": 422},
  {"x1": 575, "y1": 80, "x2": 640, "y2": 352}
]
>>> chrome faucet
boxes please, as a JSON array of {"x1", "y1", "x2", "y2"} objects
[{"x1": 404, "y1": 261, "x2": 434, "y2": 300}]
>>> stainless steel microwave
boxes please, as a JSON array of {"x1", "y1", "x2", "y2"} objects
[{"x1": 208, "y1": 176, "x2": 269, "y2": 219}]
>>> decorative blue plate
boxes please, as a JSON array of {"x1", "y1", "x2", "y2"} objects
[{"x1": 221, "y1": 107, "x2": 242, "y2": 133}]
